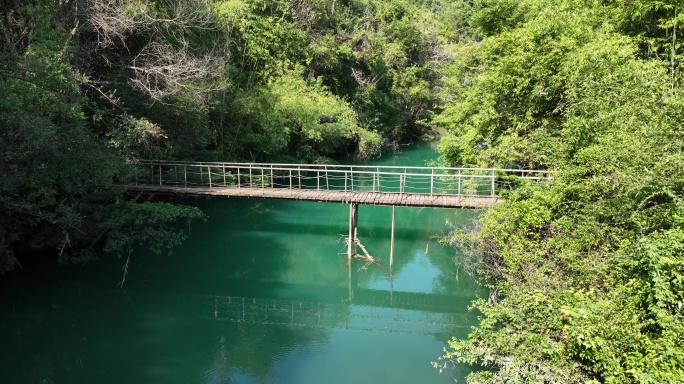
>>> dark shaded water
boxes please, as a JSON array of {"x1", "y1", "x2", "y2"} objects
[{"x1": 1, "y1": 142, "x2": 481, "y2": 383}]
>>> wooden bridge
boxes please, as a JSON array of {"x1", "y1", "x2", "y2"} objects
[
  {"x1": 128, "y1": 161, "x2": 553, "y2": 209},
  {"x1": 129, "y1": 161, "x2": 553, "y2": 261}
]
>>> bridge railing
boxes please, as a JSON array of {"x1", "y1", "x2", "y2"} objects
[{"x1": 132, "y1": 161, "x2": 554, "y2": 197}]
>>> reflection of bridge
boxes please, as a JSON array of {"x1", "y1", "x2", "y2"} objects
[
  {"x1": 129, "y1": 161, "x2": 553, "y2": 260},
  {"x1": 205, "y1": 294, "x2": 473, "y2": 337}
]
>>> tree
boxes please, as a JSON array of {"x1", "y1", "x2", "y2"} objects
[
  {"x1": 437, "y1": 0, "x2": 684, "y2": 381},
  {"x1": 0, "y1": 0, "x2": 205, "y2": 273}
]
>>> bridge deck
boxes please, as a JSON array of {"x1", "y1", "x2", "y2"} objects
[{"x1": 129, "y1": 184, "x2": 499, "y2": 208}]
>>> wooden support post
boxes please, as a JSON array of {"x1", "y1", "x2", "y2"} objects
[
  {"x1": 261, "y1": 168, "x2": 264, "y2": 192},
  {"x1": 403, "y1": 173, "x2": 406, "y2": 192},
  {"x1": 377, "y1": 170, "x2": 380, "y2": 192},
  {"x1": 208, "y1": 166, "x2": 212, "y2": 189},
  {"x1": 289, "y1": 170, "x2": 292, "y2": 189},
  {"x1": 325, "y1": 166, "x2": 329, "y2": 190},
  {"x1": 344, "y1": 171, "x2": 348, "y2": 192},
  {"x1": 184, "y1": 166, "x2": 187, "y2": 191},
  {"x1": 298, "y1": 166, "x2": 302, "y2": 190},
  {"x1": 271, "y1": 165, "x2": 274, "y2": 188},
  {"x1": 249, "y1": 165, "x2": 252, "y2": 187},
  {"x1": 430, "y1": 169, "x2": 434, "y2": 196},
  {"x1": 317, "y1": 171, "x2": 320, "y2": 190},
  {"x1": 223, "y1": 165, "x2": 226, "y2": 186},
  {"x1": 348, "y1": 203, "x2": 358, "y2": 260},
  {"x1": 159, "y1": 165, "x2": 162, "y2": 185},
  {"x1": 491, "y1": 170, "x2": 496, "y2": 196},
  {"x1": 390, "y1": 205, "x2": 395, "y2": 269},
  {"x1": 348, "y1": 255, "x2": 353, "y2": 302},
  {"x1": 351, "y1": 171, "x2": 354, "y2": 191},
  {"x1": 353, "y1": 203, "x2": 359, "y2": 240},
  {"x1": 347, "y1": 203, "x2": 354, "y2": 259},
  {"x1": 237, "y1": 168, "x2": 241, "y2": 188},
  {"x1": 458, "y1": 170, "x2": 462, "y2": 195}
]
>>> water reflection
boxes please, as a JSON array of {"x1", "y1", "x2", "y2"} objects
[{"x1": 0, "y1": 143, "x2": 480, "y2": 383}]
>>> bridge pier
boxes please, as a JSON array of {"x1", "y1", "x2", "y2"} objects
[
  {"x1": 347, "y1": 203, "x2": 358, "y2": 259},
  {"x1": 390, "y1": 205, "x2": 395, "y2": 270}
]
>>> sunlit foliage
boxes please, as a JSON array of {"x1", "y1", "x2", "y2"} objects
[{"x1": 438, "y1": 0, "x2": 684, "y2": 382}]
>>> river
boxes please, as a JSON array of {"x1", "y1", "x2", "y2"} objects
[{"x1": 0, "y1": 142, "x2": 481, "y2": 383}]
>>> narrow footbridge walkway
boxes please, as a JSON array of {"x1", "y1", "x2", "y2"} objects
[{"x1": 129, "y1": 161, "x2": 553, "y2": 209}]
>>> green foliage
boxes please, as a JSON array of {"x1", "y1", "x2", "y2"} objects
[
  {"x1": 210, "y1": 0, "x2": 447, "y2": 160},
  {"x1": 99, "y1": 201, "x2": 206, "y2": 257},
  {"x1": 438, "y1": 0, "x2": 684, "y2": 382},
  {"x1": 436, "y1": 2, "x2": 606, "y2": 168},
  {"x1": 470, "y1": 0, "x2": 540, "y2": 36},
  {"x1": 220, "y1": 71, "x2": 382, "y2": 161},
  {"x1": 0, "y1": 1, "x2": 208, "y2": 271},
  {"x1": 442, "y1": 292, "x2": 591, "y2": 384},
  {"x1": 0, "y1": 1, "x2": 118, "y2": 269}
]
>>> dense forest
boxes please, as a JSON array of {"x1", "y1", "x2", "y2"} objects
[
  {"x1": 0, "y1": 0, "x2": 453, "y2": 271},
  {"x1": 436, "y1": 0, "x2": 684, "y2": 382},
  {"x1": 2, "y1": 0, "x2": 684, "y2": 382}
]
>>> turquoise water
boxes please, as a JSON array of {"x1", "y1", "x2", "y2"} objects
[{"x1": 0, "y1": 142, "x2": 480, "y2": 383}]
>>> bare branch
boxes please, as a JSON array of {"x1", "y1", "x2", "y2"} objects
[
  {"x1": 118, "y1": 253, "x2": 130, "y2": 287},
  {"x1": 128, "y1": 39, "x2": 227, "y2": 103},
  {"x1": 427, "y1": 42, "x2": 452, "y2": 65},
  {"x1": 82, "y1": 0, "x2": 229, "y2": 104},
  {"x1": 351, "y1": 67, "x2": 372, "y2": 86},
  {"x1": 83, "y1": 0, "x2": 216, "y2": 50}
]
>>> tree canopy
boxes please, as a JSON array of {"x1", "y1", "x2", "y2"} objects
[{"x1": 437, "y1": 0, "x2": 684, "y2": 382}]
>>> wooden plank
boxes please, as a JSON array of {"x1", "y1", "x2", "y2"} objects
[
  {"x1": 126, "y1": 183, "x2": 500, "y2": 208},
  {"x1": 419, "y1": 195, "x2": 427, "y2": 207}
]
